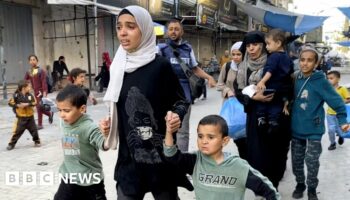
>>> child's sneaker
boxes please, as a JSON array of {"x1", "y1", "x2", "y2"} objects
[
  {"x1": 307, "y1": 189, "x2": 318, "y2": 200},
  {"x1": 34, "y1": 142, "x2": 41, "y2": 147},
  {"x1": 328, "y1": 143, "x2": 336, "y2": 150},
  {"x1": 292, "y1": 183, "x2": 306, "y2": 199},
  {"x1": 6, "y1": 145, "x2": 14, "y2": 151},
  {"x1": 338, "y1": 136, "x2": 344, "y2": 145}
]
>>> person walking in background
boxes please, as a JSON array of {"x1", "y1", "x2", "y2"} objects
[
  {"x1": 291, "y1": 47, "x2": 350, "y2": 200},
  {"x1": 54, "y1": 85, "x2": 108, "y2": 200},
  {"x1": 325, "y1": 70, "x2": 350, "y2": 150},
  {"x1": 24, "y1": 55, "x2": 54, "y2": 130},
  {"x1": 233, "y1": 31, "x2": 291, "y2": 189},
  {"x1": 53, "y1": 56, "x2": 69, "y2": 90},
  {"x1": 219, "y1": 50, "x2": 231, "y2": 69},
  {"x1": 7, "y1": 80, "x2": 40, "y2": 150},
  {"x1": 99, "y1": 6, "x2": 192, "y2": 199},
  {"x1": 217, "y1": 41, "x2": 247, "y2": 160},
  {"x1": 95, "y1": 52, "x2": 111, "y2": 93},
  {"x1": 69, "y1": 68, "x2": 98, "y2": 106},
  {"x1": 158, "y1": 18, "x2": 216, "y2": 152},
  {"x1": 256, "y1": 29, "x2": 294, "y2": 133}
]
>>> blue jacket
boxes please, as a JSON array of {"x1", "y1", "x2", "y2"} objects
[
  {"x1": 158, "y1": 39, "x2": 195, "y2": 102},
  {"x1": 291, "y1": 71, "x2": 347, "y2": 140}
]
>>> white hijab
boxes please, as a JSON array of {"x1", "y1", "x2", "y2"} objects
[
  {"x1": 103, "y1": 5, "x2": 156, "y2": 102},
  {"x1": 103, "y1": 6, "x2": 156, "y2": 150},
  {"x1": 230, "y1": 41, "x2": 242, "y2": 71}
]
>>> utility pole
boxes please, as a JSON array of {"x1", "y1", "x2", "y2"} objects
[
  {"x1": 0, "y1": 25, "x2": 7, "y2": 100},
  {"x1": 174, "y1": 0, "x2": 179, "y2": 19},
  {"x1": 85, "y1": 5, "x2": 92, "y2": 90}
]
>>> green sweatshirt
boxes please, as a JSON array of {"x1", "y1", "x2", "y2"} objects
[
  {"x1": 59, "y1": 114, "x2": 105, "y2": 186},
  {"x1": 164, "y1": 144, "x2": 280, "y2": 200}
]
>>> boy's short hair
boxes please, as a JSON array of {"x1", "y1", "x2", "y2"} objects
[
  {"x1": 56, "y1": 85, "x2": 87, "y2": 108},
  {"x1": 265, "y1": 28, "x2": 287, "y2": 46},
  {"x1": 198, "y1": 115, "x2": 228, "y2": 137},
  {"x1": 327, "y1": 70, "x2": 340, "y2": 78}
]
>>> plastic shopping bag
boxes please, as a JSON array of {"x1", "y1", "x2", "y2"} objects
[
  {"x1": 219, "y1": 97, "x2": 246, "y2": 139},
  {"x1": 339, "y1": 104, "x2": 350, "y2": 138}
]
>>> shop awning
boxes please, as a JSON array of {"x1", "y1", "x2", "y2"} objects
[{"x1": 232, "y1": 0, "x2": 328, "y2": 35}]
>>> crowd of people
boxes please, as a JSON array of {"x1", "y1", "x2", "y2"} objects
[{"x1": 5, "y1": 5, "x2": 350, "y2": 200}]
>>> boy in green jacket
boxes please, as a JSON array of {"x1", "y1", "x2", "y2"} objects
[
  {"x1": 163, "y1": 114, "x2": 280, "y2": 200},
  {"x1": 291, "y1": 47, "x2": 350, "y2": 200},
  {"x1": 54, "y1": 85, "x2": 108, "y2": 200}
]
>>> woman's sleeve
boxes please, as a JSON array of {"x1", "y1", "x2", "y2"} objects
[
  {"x1": 216, "y1": 66, "x2": 232, "y2": 98},
  {"x1": 233, "y1": 79, "x2": 252, "y2": 107}
]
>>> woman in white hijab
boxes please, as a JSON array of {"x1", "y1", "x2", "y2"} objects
[
  {"x1": 100, "y1": 5, "x2": 192, "y2": 199},
  {"x1": 216, "y1": 41, "x2": 243, "y2": 99}
]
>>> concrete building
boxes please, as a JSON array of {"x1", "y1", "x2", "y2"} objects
[{"x1": 0, "y1": 0, "x2": 250, "y2": 85}]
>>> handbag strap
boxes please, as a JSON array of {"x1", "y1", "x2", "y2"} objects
[{"x1": 168, "y1": 44, "x2": 194, "y2": 79}]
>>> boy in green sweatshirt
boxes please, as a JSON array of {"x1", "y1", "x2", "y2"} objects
[
  {"x1": 163, "y1": 114, "x2": 280, "y2": 200},
  {"x1": 54, "y1": 85, "x2": 108, "y2": 200}
]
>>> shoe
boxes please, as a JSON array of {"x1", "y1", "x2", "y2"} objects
[
  {"x1": 307, "y1": 189, "x2": 318, "y2": 200},
  {"x1": 34, "y1": 142, "x2": 41, "y2": 147},
  {"x1": 6, "y1": 145, "x2": 14, "y2": 150},
  {"x1": 37, "y1": 125, "x2": 43, "y2": 130},
  {"x1": 292, "y1": 183, "x2": 306, "y2": 199},
  {"x1": 338, "y1": 136, "x2": 344, "y2": 145},
  {"x1": 328, "y1": 143, "x2": 336, "y2": 150},
  {"x1": 258, "y1": 117, "x2": 266, "y2": 126},
  {"x1": 201, "y1": 97, "x2": 207, "y2": 100},
  {"x1": 48, "y1": 112, "x2": 54, "y2": 124}
]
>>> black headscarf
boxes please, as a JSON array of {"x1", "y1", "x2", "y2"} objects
[{"x1": 239, "y1": 31, "x2": 266, "y2": 57}]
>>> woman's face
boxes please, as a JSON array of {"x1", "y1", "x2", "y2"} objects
[
  {"x1": 117, "y1": 14, "x2": 142, "y2": 53},
  {"x1": 246, "y1": 43, "x2": 262, "y2": 60},
  {"x1": 231, "y1": 49, "x2": 242, "y2": 64}
]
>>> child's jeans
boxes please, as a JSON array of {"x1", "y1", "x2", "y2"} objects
[
  {"x1": 291, "y1": 138, "x2": 322, "y2": 190},
  {"x1": 54, "y1": 180, "x2": 106, "y2": 200},
  {"x1": 326, "y1": 114, "x2": 343, "y2": 144}
]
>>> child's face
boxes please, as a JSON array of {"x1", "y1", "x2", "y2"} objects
[
  {"x1": 197, "y1": 124, "x2": 229, "y2": 159},
  {"x1": 327, "y1": 74, "x2": 339, "y2": 86},
  {"x1": 29, "y1": 56, "x2": 38, "y2": 67},
  {"x1": 23, "y1": 84, "x2": 31, "y2": 94},
  {"x1": 57, "y1": 100, "x2": 86, "y2": 125},
  {"x1": 265, "y1": 36, "x2": 282, "y2": 53},
  {"x1": 299, "y1": 51, "x2": 317, "y2": 76},
  {"x1": 73, "y1": 73, "x2": 86, "y2": 86}
]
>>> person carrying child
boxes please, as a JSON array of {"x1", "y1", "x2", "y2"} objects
[
  {"x1": 53, "y1": 84, "x2": 109, "y2": 200},
  {"x1": 291, "y1": 47, "x2": 350, "y2": 200},
  {"x1": 326, "y1": 70, "x2": 350, "y2": 150},
  {"x1": 256, "y1": 29, "x2": 294, "y2": 131},
  {"x1": 163, "y1": 114, "x2": 280, "y2": 200},
  {"x1": 7, "y1": 80, "x2": 41, "y2": 150}
]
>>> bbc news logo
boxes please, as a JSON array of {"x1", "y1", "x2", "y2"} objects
[{"x1": 5, "y1": 171, "x2": 102, "y2": 186}]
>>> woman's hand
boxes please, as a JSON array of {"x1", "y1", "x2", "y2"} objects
[
  {"x1": 99, "y1": 117, "x2": 110, "y2": 137},
  {"x1": 227, "y1": 90, "x2": 235, "y2": 97},
  {"x1": 252, "y1": 90, "x2": 274, "y2": 102}
]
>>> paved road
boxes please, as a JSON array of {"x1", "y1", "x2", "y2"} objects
[{"x1": 1, "y1": 86, "x2": 350, "y2": 199}]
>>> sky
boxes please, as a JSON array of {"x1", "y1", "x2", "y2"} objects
[{"x1": 292, "y1": 0, "x2": 350, "y2": 33}]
